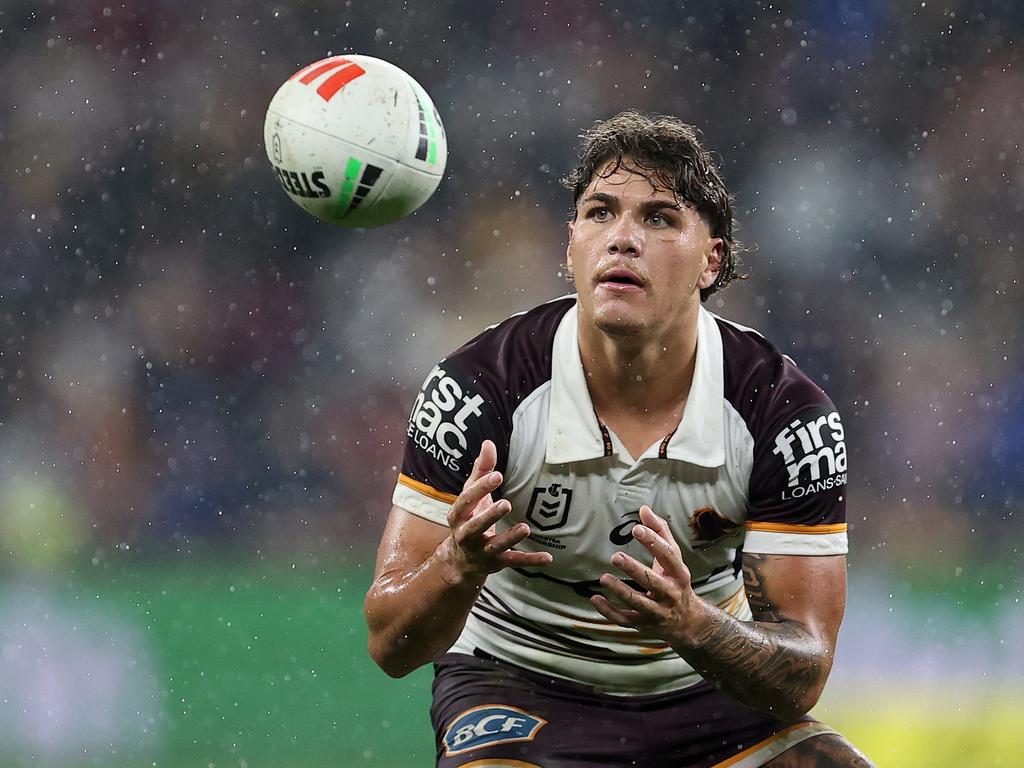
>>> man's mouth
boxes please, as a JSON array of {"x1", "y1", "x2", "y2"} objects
[{"x1": 597, "y1": 267, "x2": 645, "y2": 289}]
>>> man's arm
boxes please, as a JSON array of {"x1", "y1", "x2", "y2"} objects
[
  {"x1": 681, "y1": 550, "x2": 844, "y2": 720},
  {"x1": 592, "y1": 506, "x2": 845, "y2": 721},
  {"x1": 364, "y1": 440, "x2": 552, "y2": 678}
]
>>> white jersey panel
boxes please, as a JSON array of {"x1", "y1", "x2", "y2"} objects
[
  {"x1": 392, "y1": 482, "x2": 449, "y2": 526},
  {"x1": 392, "y1": 298, "x2": 849, "y2": 695},
  {"x1": 449, "y1": 309, "x2": 754, "y2": 695}
]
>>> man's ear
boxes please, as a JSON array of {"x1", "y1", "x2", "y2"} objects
[
  {"x1": 565, "y1": 220, "x2": 575, "y2": 274},
  {"x1": 697, "y1": 238, "x2": 724, "y2": 290}
]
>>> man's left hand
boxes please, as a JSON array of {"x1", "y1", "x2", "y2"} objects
[{"x1": 591, "y1": 505, "x2": 703, "y2": 648}]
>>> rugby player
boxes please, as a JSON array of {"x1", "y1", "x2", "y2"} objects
[{"x1": 364, "y1": 110, "x2": 874, "y2": 767}]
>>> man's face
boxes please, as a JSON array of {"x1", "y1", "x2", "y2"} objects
[{"x1": 566, "y1": 161, "x2": 723, "y2": 339}]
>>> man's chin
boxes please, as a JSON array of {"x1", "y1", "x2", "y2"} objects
[{"x1": 593, "y1": 311, "x2": 645, "y2": 338}]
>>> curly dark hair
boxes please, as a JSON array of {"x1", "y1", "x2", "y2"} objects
[{"x1": 563, "y1": 110, "x2": 744, "y2": 301}]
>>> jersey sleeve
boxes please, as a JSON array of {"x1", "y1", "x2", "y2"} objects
[
  {"x1": 744, "y1": 368, "x2": 849, "y2": 556},
  {"x1": 392, "y1": 361, "x2": 509, "y2": 526}
]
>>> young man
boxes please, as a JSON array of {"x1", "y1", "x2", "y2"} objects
[{"x1": 364, "y1": 111, "x2": 873, "y2": 767}]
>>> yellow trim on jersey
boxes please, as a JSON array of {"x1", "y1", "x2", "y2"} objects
[
  {"x1": 637, "y1": 644, "x2": 672, "y2": 655},
  {"x1": 712, "y1": 721, "x2": 818, "y2": 767},
  {"x1": 717, "y1": 585, "x2": 748, "y2": 616},
  {"x1": 745, "y1": 521, "x2": 848, "y2": 535},
  {"x1": 552, "y1": 607, "x2": 615, "y2": 623},
  {"x1": 459, "y1": 761, "x2": 544, "y2": 768},
  {"x1": 397, "y1": 473, "x2": 458, "y2": 504}
]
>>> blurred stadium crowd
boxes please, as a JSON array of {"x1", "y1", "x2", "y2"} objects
[{"x1": 0, "y1": 0, "x2": 1021, "y2": 572}]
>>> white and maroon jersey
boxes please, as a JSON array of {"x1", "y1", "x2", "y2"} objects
[{"x1": 392, "y1": 296, "x2": 848, "y2": 695}]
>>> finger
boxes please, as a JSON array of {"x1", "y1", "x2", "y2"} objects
[
  {"x1": 598, "y1": 572, "x2": 661, "y2": 615},
  {"x1": 631, "y1": 525, "x2": 688, "y2": 582},
  {"x1": 456, "y1": 497, "x2": 512, "y2": 541},
  {"x1": 636, "y1": 507, "x2": 688, "y2": 574},
  {"x1": 449, "y1": 470, "x2": 503, "y2": 526},
  {"x1": 497, "y1": 549, "x2": 554, "y2": 568},
  {"x1": 481, "y1": 521, "x2": 533, "y2": 555},
  {"x1": 638, "y1": 505, "x2": 673, "y2": 540},
  {"x1": 591, "y1": 594, "x2": 643, "y2": 627},
  {"x1": 462, "y1": 440, "x2": 498, "y2": 491},
  {"x1": 608, "y1": 551, "x2": 674, "y2": 596},
  {"x1": 479, "y1": 439, "x2": 497, "y2": 470}
]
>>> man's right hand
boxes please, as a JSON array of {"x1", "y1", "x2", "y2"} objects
[{"x1": 442, "y1": 439, "x2": 553, "y2": 585}]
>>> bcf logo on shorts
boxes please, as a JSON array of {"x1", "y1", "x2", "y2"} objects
[{"x1": 442, "y1": 704, "x2": 547, "y2": 756}]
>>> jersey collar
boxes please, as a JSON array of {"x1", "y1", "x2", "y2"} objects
[{"x1": 546, "y1": 301, "x2": 725, "y2": 467}]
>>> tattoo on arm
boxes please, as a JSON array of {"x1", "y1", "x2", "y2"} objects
[
  {"x1": 741, "y1": 553, "x2": 785, "y2": 622},
  {"x1": 676, "y1": 554, "x2": 828, "y2": 721}
]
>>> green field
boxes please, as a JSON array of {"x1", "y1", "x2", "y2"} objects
[
  {"x1": 820, "y1": 696, "x2": 1023, "y2": 768},
  {"x1": 1, "y1": 564, "x2": 1017, "y2": 767}
]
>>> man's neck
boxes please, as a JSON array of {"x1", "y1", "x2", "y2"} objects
[{"x1": 577, "y1": 308, "x2": 700, "y2": 423}]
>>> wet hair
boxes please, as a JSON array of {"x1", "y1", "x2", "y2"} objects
[{"x1": 563, "y1": 109, "x2": 744, "y2": 301}]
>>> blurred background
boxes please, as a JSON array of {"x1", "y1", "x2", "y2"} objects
[{"x1": 1, "y1": 1, "x2": 1021, "y2": 766}]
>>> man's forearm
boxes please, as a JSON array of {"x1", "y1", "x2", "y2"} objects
[
  {"x1": 672, "y1": 601, "x2": 830, "y2": 721},
  {"x1": 364, "y1": 537, "x2": 483, "y2": 678},
  {"x1": 591, "y1": 517, "x2": 841, "y2": 721}
]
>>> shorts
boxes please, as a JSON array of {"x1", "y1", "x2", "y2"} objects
[{"x1": 430, "y1": 651, "x2": 835, "y2": 768}]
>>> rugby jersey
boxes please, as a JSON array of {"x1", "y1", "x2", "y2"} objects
[{"x1": 393, "y1": 296, "x2": 848, "y2": 695}]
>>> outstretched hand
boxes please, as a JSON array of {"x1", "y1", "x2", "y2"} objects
[
  {"x1": 444, "y1": 440, "x2": 553, "y2": 582},
  {"x1": 591, "y1": 506, "x2": 701, "y2": 646}
]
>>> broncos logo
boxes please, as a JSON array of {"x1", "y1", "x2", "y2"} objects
[{"x1": 689, "y1": 506, "x2": 742, "y2": 548}]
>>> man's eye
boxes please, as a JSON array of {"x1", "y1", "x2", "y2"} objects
[
  {"x1": 589, "y1": 208, "x2": 610, "y2": 221},
  {"x1": 648, "y1": 213, "x2": 666, "y2": 226}
]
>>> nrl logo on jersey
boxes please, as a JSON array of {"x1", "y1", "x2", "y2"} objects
[
  {"x1": 771, "y1": 410, "x2": 848, "y2": 500},
  {"x1": 526, "y1": 483, "x2": 573, "y2": 531},
  {"x1": 408, "y1": 365, "x2": 485, "y2": 473}
]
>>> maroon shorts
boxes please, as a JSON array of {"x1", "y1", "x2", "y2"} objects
[{"x1": 430, "y1": 651, "x2": 831, "y2": 768}]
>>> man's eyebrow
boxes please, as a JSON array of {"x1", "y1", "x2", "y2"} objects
[
  {"x1": 580, "y1": 192, "x2": 615, "y2": 206},
  {"x1": 579, "y1": 192, "x2": 682, "y2": 210},
  {"x1": 641, "y1": 199, "x2": 683, "y2": 211}
]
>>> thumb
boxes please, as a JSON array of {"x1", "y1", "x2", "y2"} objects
[{"x1": 464, "y1": 439, "x2": 498, "y2": 490}]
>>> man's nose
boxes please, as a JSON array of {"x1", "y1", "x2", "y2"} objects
[{"x1": 606, "y1": 217, "x2": 642, "y2": 256}]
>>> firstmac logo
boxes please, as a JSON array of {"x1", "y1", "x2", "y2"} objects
[
  {"x1": 771, "y1": 411, "x2": 847, "y2": 499},
  {"x1": 408, "y1": 366, "x2": 485, "y2": 473}
]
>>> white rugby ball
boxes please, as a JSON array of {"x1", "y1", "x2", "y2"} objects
[{"x1": 264, "y1": 55, "x2": 447, "y2": 227}]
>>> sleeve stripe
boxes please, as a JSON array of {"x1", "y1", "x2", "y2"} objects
[
  {"x1": 745, "y1": 522, "x2": 848, "y2": 535},
  {"x1": 712, "y1": 721, "x2": 838, "y2": 768},
  {"x1": 397, "y1": 473, "x2": 458, "y2": 504}
]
